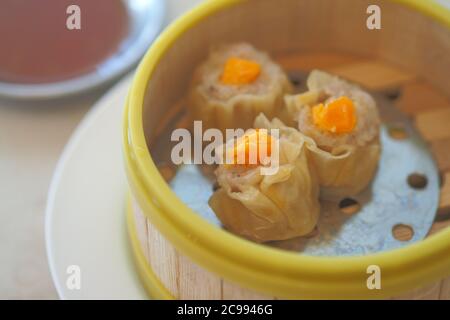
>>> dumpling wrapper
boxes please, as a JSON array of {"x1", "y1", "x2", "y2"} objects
[
  {"x1": 188, "y1": 43, "x2": 292, "y2": 134},
  {"x1": 283, "y1": 70, "x2": 381, "y2": 199},
  {"x1": 305, "y1": 141, "x2": 380, "y2": 199},
  {"x1": 209, "y1": 117, "x2": 320, "y2": 242}
]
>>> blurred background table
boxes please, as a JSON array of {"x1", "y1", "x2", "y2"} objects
[{"x1": 0, "y1": 0, "x2": 202, "y2": 299}]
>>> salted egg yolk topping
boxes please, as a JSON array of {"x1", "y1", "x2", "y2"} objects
[
  {"x1": 312, "y1": 96, "x2": 357, "y2": 134},
  {"x1": 226, "y1": 129, "x2": 273, "y2": 166},
  {"x1": 220, "y1": 57, "x2": 261, "y2": 85}
]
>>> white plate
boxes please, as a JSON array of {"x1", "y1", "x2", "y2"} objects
[
  {"x1": 45, "y1": 0, "x2": 204, "y2": 300},
  {"x1": 45, "y1": 75, "x2": 147, "y2": 299}
]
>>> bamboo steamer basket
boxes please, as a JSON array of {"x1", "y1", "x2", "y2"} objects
[{"x1": 123, "y1": 0, "x2": 450, "y2": 299}]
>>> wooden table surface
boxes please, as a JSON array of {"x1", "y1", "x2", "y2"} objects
[{"x1": 0, "y1": 0, "x2": 202, "y2": 299}]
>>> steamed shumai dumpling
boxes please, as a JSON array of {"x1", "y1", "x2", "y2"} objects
[
  {"x1": 188, "y1": 43, "x2": 292, "y2": 133},
  {"x1": 284, "y1": 70, "x2": 381, "y2": 199},
  {"x1": 208, "y1": 114, "x2": 320, "y2": 242}
]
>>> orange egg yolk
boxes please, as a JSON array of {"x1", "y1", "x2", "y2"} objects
[
  {"x1": 220, "y1": 57, "x2": 261, "y2": 85},
  {"x1": 227, "y1": 129, "x2": 273, "y2": 166},
  {"x1": 312, "y1": 96, "x2": 357, "y2": 134}
]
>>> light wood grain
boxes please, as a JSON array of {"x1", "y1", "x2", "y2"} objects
[
  {"x1": 428, "y1": 219, "x2": 450, "y2": 236},
  {"x1": 177, "y1": 254, "x2": 222, "y2": 300},
  {"x1": 142, "y1": 0, "x2": 450, "y2": 140},
  {"x1": 440, "y1": 278, "x2": 450, "y2": 300},
  {"x1": 222, "y1": 281, "x2": 273, "y2": 300},
  {"x1": 134, "y1": 203, "x2": 275, "y2": 299},
  {"x1": 396, "y1": 81, "x2": 450, "y2": 115},
  {"x1": 146, "y1": 216, "x2": 180, "y2": 298},
  {"x1": 392, "y1": 282, "x2": 442, "y2": 300},
  {"x1": 415, "y1": 109, "x2": 450, "y2": 141},
  {"x1": 132, "y1": 200, "x2": 150, "y2": 262},
  {"x1": 431, "y1": 139, "x2": 450, "y2": 173},
  {"x1": 276, "y1": 52, "x2": 362, "y2": 71},
  {"x1": 329, "y1": 60, "x2": 415, "y2": 90},
  {"x1": 135, "y1": 200, "x2": 450, "y2": 300},
  {"x1": 438, "y1": 172, "x2": 450, "y2": 217}
]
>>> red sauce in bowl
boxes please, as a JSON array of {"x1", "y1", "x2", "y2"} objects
[{"x1": 0, "y1": 0, "x2": 128, "y2": 84}]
